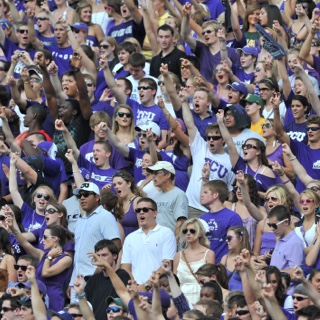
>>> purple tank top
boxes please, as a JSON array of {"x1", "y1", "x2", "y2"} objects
[
  {"x1": 121, "y1": 198, "x2": 139, "y2": 237},
  {"x1": 267, "y1": 144, "x2": 284, "y2": 167},
  {"x1": 260, "y1": 220, "x2": 276, "y2": 254}
]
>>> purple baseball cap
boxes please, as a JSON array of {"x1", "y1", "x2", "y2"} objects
[
  {"x1": 225, "y1": 82, "x2": 248, "y2": 96},
  {"x1": 0, "y1": 19, "x2": 11, "y2": 30},
  {"x1": 236, "y1": 45, "x2": 259, "y2": 57},
  {"x1": 71, "y1": 22, "x2": 88, "y2": 33}
]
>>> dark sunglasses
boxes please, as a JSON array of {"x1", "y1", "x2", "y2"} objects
[
  {"x1": 36, "y1": 193, "x2": 50, "y2": 201},
  {"x1": 0, "y1": 67, "x2": 4, "y2": 72},
  {"x1": 307, "y1": 126, "x2": 320, "y2": 131},
  {"x1": 182, "y1": 228, "x2": 196, "y2": 234},
  {"x1": 201, "y1": 29, "x2": 214, "y2": 36},
  {"x1": 86, "y1": 82, "x2": 94, "y2": 87},
  {"x1": 99, "y1": 44, "x2": 110, "y2": 49},
  {"x1": 307, "y1": 186, "x2": 320, "y2": 192},
  {"x1": 106, "y1": 306, "x2": 122, "y2": 313},
  {"x1": 236, "y1": 310, "x2": 250, "y2": 316},
  {"x1": 14, "y1": 264, "x2": 27, "y2": 271},
  {"x1": 265, "y1": 196, "x2": 278, "y2": 202},
  {"x1": 226, "y1": 235, "x2": 234, "y2": 242},
  {"x1": 30, "y1": 77, "x2": 41, "y2": 83},
  {"x1": 267, "y1": 218, "x2": 288, "y2": 230},
  {"x1": 72, "y1": 28, "x2": 81, "y2": 34},
  {"x1": 36, "y1": 17, "x2": 49, "y2": 21},
  {"x1": 259, "y1": 87, "x2": 271, "y2": 91},
  {"x1": 137, "y1": 86, "x2": 152, "y2": 91},
  {"x1": 116, "y1": 112, "x2": 132, "y2": 118},
  {"x1": 262, "y1": 123, "x2": 272, "y2": 128},
  {"x1": 75, "y1": 192, "x2": 95, "y2": 199},
  {"x1": 44, "y1": 208, "x2": 59, "y2": 214},
  {"x1": 0, "y1": 215, "x2": 6, "y2": 221},
  {"x1": 70, "y1": 314, "x2": 83, "y2": 318},
  {"x1": 1, "y1": 307, "x2": 14, "y2": 312},
  {"x1": 299, "y1": 198, "x2": 314, "y2": 204},
  {"x1": 292, "y1": 295, "x2": 309, "y2": 301},
  {"x1": 135, "y1": 207, "x2": 155, "y2": 214},
  {"x1": 18, "y1": 29, "x2": 28, "y2": 34},
  {"x1": 213, "y1": 67, "x2": 224, "y2": 74},
  {"x1": 233, "y1": 186, "x2": 239, "y2": 192},
  {"x1": 207, "y1": 135, "x2": 222, "y2": 141},
  {"x1": 158, "y1": 81, "x2": 165, "y2": 86},
  {"x1": 241, "y1": 144, "x2": 258, "y2": 150},
  {"x1": 43, "y1": 234, "x2": 55, "y2": 240},
  {"x1": 137, "y1": 132, "x2": 147, "y2": 138}
]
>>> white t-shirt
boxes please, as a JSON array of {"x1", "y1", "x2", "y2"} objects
[{"x1": 186, "y1": 131, "x2": 235, "y2": 211}]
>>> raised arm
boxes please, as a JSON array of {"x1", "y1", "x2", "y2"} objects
[
  {"x1": 277, "y1": 57, "x2": 292, "y2": 100},
  {"x1": 27, "y1": 266, "x2": 47, "y2": 320},
  {"x1": 181, "y1": 3, "x2": 197, "y2": 51},
  {"x1": 8, "y1": 75, "x2": 28, "y2": 112},
  {"x1": 150, "y1": 272, "x2": 166, "y2": 320},
  {"x1": 180, "y1": 89, "x2": 197, "y2": 143},
  {"x1": 216, "y1": 109, "x2": 239, "y2": 168},
  {"x1": 101, "y1": 57, "x2": 127, "y2": 105},
  {"x1": 99, "y1": 122, "x2": 129, "y2": 158},
  {"x1": 65, "y1": 149, "x2": 85, "y2": 187},
  {"x1": 230, "y1": 0, "x2": 243, "y2": 43},
  {"x1": 271, "y1": 93, "x2": 290, "y2": 145},
  {"x1": 27, "y1": 5, "x2": 44, "y2": 50},
  {"x1": 305, "y1": 223, "x2": 320, "y2": 267},
  {"x1": 8, "y1": 153, "x2": 23, "y2": 208},
  {"x1": 74, "y1": 275, "x2": 95, "y2": 320}
]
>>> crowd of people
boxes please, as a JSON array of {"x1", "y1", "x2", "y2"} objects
[{"x1": 0, "y1": 0, "x2": 320, "y2": 318}]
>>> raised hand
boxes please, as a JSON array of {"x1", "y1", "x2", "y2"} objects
[
  {"x1": 157, "y1": 95, "x2": 165, "y2": 109},
  {"x1": 25, "y1": 265, "x2": 36, "y2": 283},
  {"x1": 99, "y1": 55, "x2": 109, "y2": 70},
  {"x1": 255, "y1": 270, "x2": 267, "y2": 285},
  {"x1": 252, "y1": 301, "x2": 266, "y2": 318},
  {"x1": 9, "y1": 152, "x2": 20, "y2": 166},
  {"x1": 69, "y1": 51, "x2": 82, "y2": 69},
  {"x1": 146, "y1": 128, "x2": 154, "y2": 142},
  {"x1": 292, "y1": 265, "x2": 304, "y2": 281},
  {"x1": 270, "y1": 92, "x2": 281, "y2": 109},
  {"x1": 65, "y1": 149, "x2": 76, "y2": 164},
  {"x1": 74, "y1": 274, "x2": 85, "y2": 295},
  {"x1": 282, "y1": 143, "x2": 294, "y2": 158},
  {"x1": 178, "y1": 87, "x2": 189, "y2": 103},
  {"x1": 7, "y1": 76, "x2": 16, "y2": 87},
  {"x1": 162, "y1": 259, "x2": 172, "y2": 275},
  {"x1": 159, "y1": 63, "x2": 169, "y2": 76},
  {"x1": 20, "y1": 67, "x2": 30, "y2": 83},
  {"x1": 262, "y1": 283, "x2": 275, "y2": 300},
  {"x1": 127, "y1": 279, "x2": 139, "y2": 299},
  {"x1": 201, "y1": 162, "x2": 210, "y2": 180},
  {"x1": 0, "y1": 107, "x2": 7, "y2": 120},
  {"x1": 236, "y1": 170, "x2": 245, "y2": 185},
  {"x1": 234, "y1": 255, "x2": 245, "y2": 273},
  {"x1": 57, "y1": 16, "x2": 69, "y2": 29},
  {"x1": 48, "y1": 247, "x2": 62, "y2": 259},
  {"x1": 97, "y1": 121, "x2": 109, "y2": 131},
  {"x1": 216, "y1": 109, "x2": 224, "y2": 124},
  {"x1": 182, "y1": 2, "x2": 192, "y2": 16},
  {"x1": 34, "y1": 52, "x2": 47, "y2": 69},
  {"x1": 216, "y1": 28, "x2": 226, "y2": 41},
  {"x1": 55, "y1": 119, "x2": 67, "y2": 132},
  {"x1": 149, "y1": 271, "x2": 160, "y2": 288},
  {"x1": 272, "y1": 160, "x2": 284, "y2": 176},
  {"x1": 87, "y1": 252, "x2": 108, "y2": 268},
  {"x1": 47, "y1": 61, "x2": 58, "y2": 76}
]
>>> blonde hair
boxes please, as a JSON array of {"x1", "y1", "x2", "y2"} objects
[
  {"x1": 124, "y1": 37, "x2": 141, "y2": 52},
  {"x1": 112, "y1": 104, "x2": 136, "y2": 142},
  {"x1": 179, "y1": 218, "x2": 210, "y2": 249}
]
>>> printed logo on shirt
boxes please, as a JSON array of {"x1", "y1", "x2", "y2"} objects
[
  {"x1": 136, "y1": 110, "x2": 156, "y2": 124},
  {"x1": 287, "y1": 131, "x2": 306, "y2": 142},
  {"x1": 91, "y1": 173, "x2": 113, "y2": 182},
  {"x1": 205, "y1": 157, "x2": 229, "y2": 178},
  {"x1": 313, "y1": 160, "x2": 320, "y2": 169},
  {"x1": 26, "y1": 222, "x2": 43, "y2": 232},
  {"x1": 111, "y1": 25, "x2": 133, "y2": 38},
  {"x1": 135, "y1": 158, "x2": 142, "y2": 168},
  {"x1": 52, "y1": 51, "x2": 73, "y2": 61},
  {"x1": 14, "y1": 60, "x2": 26, "y2": 75}
]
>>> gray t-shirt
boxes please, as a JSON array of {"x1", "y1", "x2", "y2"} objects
[{"x1": 153, "y1": 187, "x2": 189, "y2": 232}]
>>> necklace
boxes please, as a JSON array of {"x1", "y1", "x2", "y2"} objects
[
  {"x1": 28, "y1": 210, "x2": 46, "y2": 232},
  {"x1": 123, "y1": 195, "x2": 136, "y2": 213}
]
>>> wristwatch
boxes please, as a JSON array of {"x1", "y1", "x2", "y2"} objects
[
  {"x1": 144, "y1": 283, "x2": 151, "y2": 292},
  {"x1": 47, "y1": 255, "x2": 53, "y2": 261}
]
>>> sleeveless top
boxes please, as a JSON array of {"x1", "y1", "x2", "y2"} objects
[
  {"x1": 260, "y1": 219, "x2": 276, "y2": 254},
  {"x1": 231, "y1": 203, "x2": 257, "y2": 249},
  {"x1": 121, "y1": 196, "x2": 139, "y2": 237},
  {"x1": 36, "y1": 252, "x2": 71, "y2": 312},
  {"x1": 267, "y1": 144, "x2": 284, "y2": 167},
  {"x1": 177, "y1": 249, "x2": 209, "y2": 305},
  {"x1": 224, "y1": 254, "x2": 243, "y2": 291}
]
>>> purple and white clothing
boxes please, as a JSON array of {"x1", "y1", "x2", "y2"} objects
[
  {"x1": 284, "y1": 121, "x2": 308, "y2": 144},
  {"x1": 199, "y1": 208, "x2": 243, "y2": 262},
  {"x1": 21, "y1": 202, "x2": 46, "y2": 233},
  {"x1": 267, "y1": 144, "x2": 285, "y2": 167},
  {"x1": 193, "y1": 41, "x2": 240, "y2": 84},
  {"x1": 86, "y1": 35, "x2": 99, "y2": 47},
  {"x1": 44, "y1": 45, "x2": 73, "y2": 78},
  {"x1": 290, "y1": 139, "x2": 320, "y2": 193}
]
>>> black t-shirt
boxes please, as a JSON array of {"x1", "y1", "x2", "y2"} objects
[{"x1": 85, "y1": 269, "x2": 131, "y2": 320}]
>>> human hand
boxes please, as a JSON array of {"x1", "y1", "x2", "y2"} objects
[
  {"x1": 47, "y1": 61, "x2": 58, "y2": 76},
  {"x1": 282, "y1": 143, "x2": 294, "y2": 158},
  {"x1": 255, "y1": 269, "x2": 267, "y2": 285},
  {"x1": 234, "y1": 255, "x2": 245, "y2": 273},
  {"x1": 97, "y1": 121, "x2": 109, "y2": 131},
  {"x1": 65, "y1": 149, "x2": 76, "y2": 164},
  {"x1": 292, "y1": 265, "x2": 304, "y2": 282},
  {"x1": 270, "y1": 92, "x2": 281, "y2": 110},
  {"x1": 55, "y1": 119, "x2": 67, "y2": 132},
  {"x1": 178, "y1": 87, "x2": 189, "y2": 103},
  {"x1": 25, "y1": 265, "x2": 36, "y2": 283},
  {"x1": 272, "y1": 160, "x2": 284, "y2": 176},
  {"x1": 34, "y1": 51, "x2": 47, "y2": 69},
  {"x1": 127, "y1": 279, "x2": 139, "y2": 299},
  {"x1": 73, "y1": 274, "x2": 85, "y2": 295},
  {"x1": 20, "y1": 67, "x2": 30, "y2": 83},
  {"x1": 236, "y1": 170, "x2": 245, "y2": 185},
  {"x1": 149, "y1": 271, "x2": 160, "y2": 288},
  {"x1": 69, "y1": 51, "x2": 82, "y2": 69},
  {"x1": 216, "y1": 109, "x2": 224, "y2": 124},
  {"x1": 57, "y1": 16, "x2": 69, "y2": 29},
  {"x1": 162, "y1": 259, "x2": 172, "y2": 275},
  {"x1": 217, "y1": 28, "x2": 226, "y2": 42},
  {"x1": 87, "y1": 252, "x2": 109, "y2": 269},
  {"x1": 99, "y1": 55, "x2": 109, "y2": 70},
  {"x1": 201, "y1": 162, "x2": 210, "y2": 180},
  {"x1": 48, "y1": 247, "x2": 62, "y2": 259},
  {"x1": 159, "y1": 63, "x2": 169, "y2": 76},
  {"x1": 182, "y1": 2, "x2": 192, "y2": 16},
  {"x1": 7, "y1": 76, "x2": 16, "y2": 87},
  {"x1": 157, "y1": 95, "x2": 165, "y2": 109}
]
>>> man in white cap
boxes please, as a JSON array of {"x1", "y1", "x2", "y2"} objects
[
  {"x1": 146, "y1": 161, "x2": 188, "y2": 236},
  {"x1": 69, "y1": 182, "x2": 121, "y2": 302}
]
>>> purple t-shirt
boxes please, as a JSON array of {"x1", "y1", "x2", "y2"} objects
[
  {"x1": 41, "y1": 155, "x2": 62, "y2": 197},
  {"x1": 290, "y1": 139, "x2": 320, "y2": 193},
  {"x1": 79, "y1": 139, "x2": 130, "y2": 171},
  {"x1": 193, "y1": 41, "x2": 240, "y2": 84},
  {"x1": 233, "y1": 67, "x2": 254, "y2": 84},
  {"x1": 36, "y1": 31, "x2": 57, "y2": 47},
  {"x1": 44, "y1": 45, "x2": 73, "y2": 78},
  {"x1": 21, "y1": 202, "x2": 46, "y2": 233},
  {"x1": 0, "y1": 154, "x2": 10, "y2": 197},
  {"x1": 127, "y1": 148, "x2": 173, "y2": 183},
  {"x1": 78, "y1": 153, "x2": 117, "y2": 189},
  {"x1": 199, "y1": 208, "x2": 243, "y2": 262},
  {"x1": 284, "y1": 121, "x2": 308, "y2": 144},
  {"x1": 86, "y1": 35, "x2": 99, "y2": 47},
  {"x1": 126, "y1": 98, "x2": 170, "y2": 130}
]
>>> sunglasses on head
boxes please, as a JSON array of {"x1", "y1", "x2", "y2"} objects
[
  {"x1": 262, "y1": 123, "x2": 272, "y2": 128},
  {"x1": 158, "y1": 81, "x2": 165, "y2": 86},
  {"x1": 236, "y1": 310, "x2": 250, "y2": 316},
  {"x1": 267, "y1": 218, "x2": 288, "y2": 230},
  {"x1": 18, "y1": 29, "x2": 28, "y2": 34},
  {"x1": 307, "y1": 126, "x2": 320, "y2": 131},
  {"x1": 137, "y1": 132, "x2": 147, "y2": 138},
  {"x1": 307, "y1": 186, "x2": 320, "y2": 192},
  {"x1": 36, "y1": 193, "x2": 50, "y2": 201},
  {"x1": 44, "y1": 208, "x2": 59, "y2": 214},
  {"x1": 241, "y1": 143, "x2": 258, "y2": 150},
  {"x1": 299, "y1": 198, "x2": 314, "y2": 204},
  {"x1": 182, "y1": 228, "x2": 196, "y2": 234},
  {"x1": 116, "y1": 111, "x2": 132, "y2": 118},
  {"x1": 99, "y1": 44, "x2": 110, "y2": 49},
  {"x1": 265, "y1": 196, "x2": 278, "y2": 202},
  {"x1": 36, "y1": 17, "x2": 49, "y2": 21},
  {"x1": 106, "y1": 306, "x2": 122, "y2": 313},
  {"x1": 135, "y1": 207, "x2": 155, "y2": 214},
  {"x1": 292, "y1": 295, "x2": 309, "y2": 301},
  {"x1": 226, "y1": 235, "x2": 234, "y2": 242},
  {"x1": 207, "y1": 135, "x2": 222, "y2": 141},
  {"x1": 75, "y1": 192, "x2": 95, "y2": 199},
  {"x1": 14, "y1": 264, "x2": 27, "y2": 271},
  {"x1": 1, "y1": 307, "x2": 14, "y2": 312},
  {"x1": 137, "y1": 86, "x2": 152, "y2": 91},
  {"x1": 30, "y1": 77, "x2": 41, "y2": 83},
  {"x1": 201, "y1": 29, "x2": 214, "y2": 36}
]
